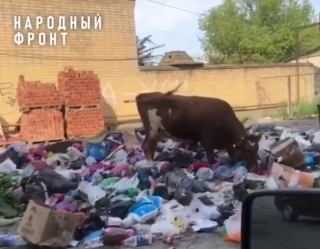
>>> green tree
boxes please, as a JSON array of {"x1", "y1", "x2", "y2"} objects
[
  {"x1": 199, "y1": 0, "x2": 320, "y2": 64},
  {"x1": 137, "y1": 35, "x2": 164, "y2": 66}
]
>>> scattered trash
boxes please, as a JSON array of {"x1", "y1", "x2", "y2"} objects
[{"x1": 1, "y1": 123, "x2": 320, "y2": 247}]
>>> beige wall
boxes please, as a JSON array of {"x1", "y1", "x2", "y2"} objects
[
  {"x1": 0, "y1": 0, "x2": 316, "y2": 125},
  {"x1": 286, "y1": 50, "x2": 320, "y2": 67}
]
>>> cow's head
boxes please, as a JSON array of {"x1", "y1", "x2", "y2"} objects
[{"x1": 235, "y1": 134, "x2": 261, "y2": 172}]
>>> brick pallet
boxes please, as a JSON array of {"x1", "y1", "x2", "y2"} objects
[
  {"x1": 20, "y1": 109, "x2": 65, "y2": 142},
  {"x1": 58, "y1": 68, "x2": 104, "y2": 138},
  {"x1": 65, "y1": 108, "x2": 104, "y2": 139},
  {"x1": 17, "y1": 75, "x2": 64, "y2": 110},
  {"x1": 58, "y1": 69, "x2": 101, "y2": 107},
  {"x1": 0, "y1": 137, "x2": 24, "y2": 148}
]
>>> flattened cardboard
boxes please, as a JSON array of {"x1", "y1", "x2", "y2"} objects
[{"x1": 18, "y1": 200, "x2": 81, "y2": 247}]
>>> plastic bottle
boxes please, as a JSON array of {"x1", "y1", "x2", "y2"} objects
[
  {"x1": 104, "y1": 216, "x2": 122, "y2": 227},
  {"x1": 122, "y1": 233, "x2": 154, "y2": 247},
  {"x1": 103, "y1": 227, "x2": 134, "y2": 246},
  {"x1": 133, "y1": 224, "x2": 151, "y2": 235},
  {"x1": 0, "y1": 235, "x2": 27, "y2": 246}
]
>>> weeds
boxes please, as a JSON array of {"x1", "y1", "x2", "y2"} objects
[
  {"x1": 276, "y1": 95, "x2": 320, "y2": 119},
  {"x1": 275, "y1": 102, "x2": 289, "y2": 120},
  {"x1": 293, "y1": 95, "x2": 320, "y2": 117}
]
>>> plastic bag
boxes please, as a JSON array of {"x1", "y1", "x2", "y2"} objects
[
  {"x1": 45, "y1": 153, "x2": 71, "y2": 168},
  {"x1": 78, "y1": 181, "x2": 106, "y2": 205},
  {"x1": 36, "y1": 169, "x2": 79, "y2": 195},
  {"x1": 127, "y1": 196, "x2": 162, "y2": 223},
  {"x1": 150, "y1": 220, "x2": 180, "y2": 236},
  {"x1": 223, "y1": 211, "x2": 241, "y2": 242},
  {"x1": 0, "y1": 148, "x2": 24, "y2": 168},
  {"x1": 86, "y1": 143, "x2": 109, "y2": 162},
  {"x1": 0, "y1": 159, "x2": 16, "y2": 173}
]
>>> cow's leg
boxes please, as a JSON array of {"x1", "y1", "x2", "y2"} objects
[
  {"x1": 201, "y1": 139, "x2": 215, "y2": 163},
  {"x1": 226, "y1": 145, "x2": 237, "y2": 165},
  {"x1": 142, "y1": 135, "x2": 158, "y2": 161},
  {"x1": 206, "y1": 147, "x2": 215, "y2": 164}
]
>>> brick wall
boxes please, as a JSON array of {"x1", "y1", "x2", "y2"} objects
[{"x1": 0, "y1": 0, "x2": 315, "y2": 125}]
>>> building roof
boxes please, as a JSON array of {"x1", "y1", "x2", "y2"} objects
[
  {"x1": 282, "y1": 46, "x2": 320, "y2": 62},
  {"x1": 158, "y1": 51, "x2": 204, "y2": 67}
]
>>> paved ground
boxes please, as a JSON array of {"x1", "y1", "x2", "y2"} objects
[
  {"x1": 268, "y1": 118, "x2": 319, "y2": 131},
  {"x1": 2, "y1": 118, "x2": 319, "y2": 249},
  {"x1": 252, "y1": 196, "x2": 320, "y2": 249}
]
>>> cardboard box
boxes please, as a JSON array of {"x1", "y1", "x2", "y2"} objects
[
  {"x1": 271, "y1": 138, "x2": 305, "y2": 168},
  {"x1": 18, "y1": 200, "x2": 81, "y2": 247}
]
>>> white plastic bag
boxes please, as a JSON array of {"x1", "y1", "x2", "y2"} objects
[
  {"x1": 150, "y1": 221, "x2": 180, "y2": 236},
  {"x1": 77, "y1": 181, "x2": 105, "y2": 205},
  {"x1": 223, "y1": 211, "x2": 241, "y2": 242},
  {"x1": 265, "y1": 176, "x2": 279, "y2": 189},
  {"x1": 0, "y1": 158, "x2": 16, "y2": 173}
]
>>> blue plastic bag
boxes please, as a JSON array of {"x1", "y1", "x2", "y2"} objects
[
  {"x1": 128, "y1": 196, "x2": 162, "y2": 223},
  {"x1": 86, "y1": 143, "x2": 110, "y2": 162}
]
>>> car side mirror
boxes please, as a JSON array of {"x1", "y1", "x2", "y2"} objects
[{"x1": 241, "y1": 189, "x2": 320, "y2": 249}]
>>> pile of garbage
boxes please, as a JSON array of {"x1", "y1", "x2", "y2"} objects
[{"x1": 0, "y1": 124, "x2": 320, "y2": 247}]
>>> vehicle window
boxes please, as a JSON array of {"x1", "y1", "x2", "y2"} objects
[{"x1": 251, "y1": 196, "x2": 320, "y2": 249}]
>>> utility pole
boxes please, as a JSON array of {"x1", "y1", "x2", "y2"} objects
[{"x1": 295, "y1": 15, "x2": 320, "y2": 102}]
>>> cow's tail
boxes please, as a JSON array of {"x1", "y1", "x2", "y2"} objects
[{"x1": 165, "y1": 83, "x2": 183, "y2": 95}]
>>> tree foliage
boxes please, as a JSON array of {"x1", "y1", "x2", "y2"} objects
[
  {"x1": 137, "y1": 35, "x2": 164, "y2": 66},
  {"x1": 199, "y1": 0, "x2": 320, "y2": 64}
]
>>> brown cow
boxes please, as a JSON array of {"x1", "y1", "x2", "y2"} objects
[{"x1": 135, "y1": 85, "x2": 261, "y2": 172}]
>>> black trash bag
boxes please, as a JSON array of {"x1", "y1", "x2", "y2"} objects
[
  {"x1": 22, "y1": 176, "x2": 48, "y2": 203},
  {"x1": 174, "y1": 188, "x2": 193, "y2": 206},
  {"x1": 46, "y1": 140, "x2": 82, "y2": 153},
  {"x1": 153, "y1": 184, "x2": 171, "y2": 200},
  {"x1": 74, "y1": 213, "x2": 104, "y2": 241},
  {"x1": 103, "y1": 133, "x2": 124, "y2": 148},
  {"x1": 163, "y1": 169, "x2": 187, "y2": 190},
  {"x1": 154, "y1": 151, "x2": 174, "y2": 162},
  {"x1": 198, "y1": 195, "x2": 214, "y2": 206},
  {"x1": 172, "y1": 149, "x2": 198, "y2": 168},
  {"x1": 179, "y1": 178, "x2": 211, "y2": 193},
  {"x1": 104, "y1": 200, "x2": 135, "y2": 219},
  {"x1": 70, "y1": 156, "x2": 86, "y2": 170},
  {"x1": 174, "y1": 178, "x2": 211, "y2": 206},
  {"x1": 0, "y1": 147, "x2": 25, "y2": 168},
  {"x1": 194, "y1": 149, "x2": 206, "y2": 161},
  {"x1": 95, "y1": 197, "x2": 112, "y2": 213},
  {"x1": 36, "y1": 169, "x2": 79, "y2": 195},
  {"x1": 215, "y1": 203, "x2": 235, "y2": 226},
  {"x1": 233, "y1": 182, "x2": 249, "y2": 202}
]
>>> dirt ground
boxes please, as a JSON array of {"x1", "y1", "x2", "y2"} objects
[{"x1": 2, "y1": 118, "x2": 319, "y2": 249}]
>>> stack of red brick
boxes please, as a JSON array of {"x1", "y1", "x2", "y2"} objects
[
  {"x1": 58, "y1": 69, "x2": 101, "y2": 107},
  {"x1": 17, "y1": 76, "x2": 64, "y2": 109},
  {"x1": 65, "y1": 109, "x2": 104, "y2": 138},
  {"x1": 59, "y1": 69, "x2": 104, "y2": 139},
  {"x1": 18, "y1": 75, "x2": 64, "y2": 142},
  {"x1": 20, "y1": 110, "x2": 64, "y2": 142}
]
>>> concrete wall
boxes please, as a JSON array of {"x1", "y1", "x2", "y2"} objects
[{"x1": 0, "y1": 0, "x2": 316, "y2": 125}]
